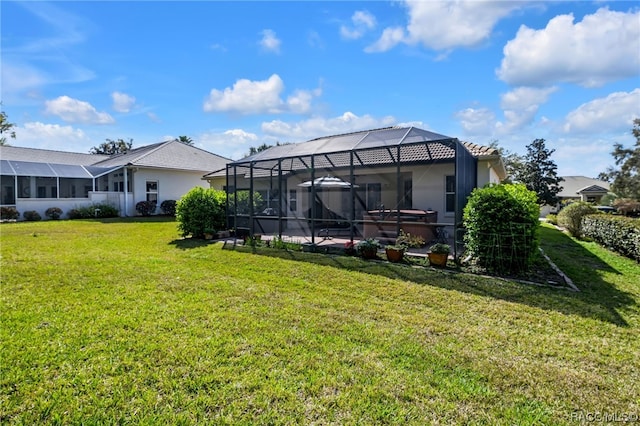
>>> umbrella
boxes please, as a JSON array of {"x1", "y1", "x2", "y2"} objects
[{"x1": 297, "y1": 175, "x2": 358, "y2": 188}]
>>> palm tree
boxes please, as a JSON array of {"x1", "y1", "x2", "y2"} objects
[{"x1": 175, "y1": 136, "x2": 194, "y2": 145}]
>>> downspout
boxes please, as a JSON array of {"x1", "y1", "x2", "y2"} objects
[
  {"x1": 349, "y1": 151, "x2": 355, "y2": 242},
  {"x1": 278, "y1": 159, "x2": 283, "y2": 237},
  {"x1": 123, "y1": 165, "x2": 129, "y2": 217},
  {"x1": 396, "y1": 145, "x2": 401, "y2": 237},
  {"x1": 310, "y1": 155, "x2": 316, "y2": 245},
  {"x1": 249, "y1": 162, "x2": 254, "y2": 237}
]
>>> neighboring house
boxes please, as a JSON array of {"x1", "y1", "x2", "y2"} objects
[
  {"x1": 205, "y1": 126, "x2": 506, "y2": 244},
  {"x1": 0, "y1": 141, "x2": 229, "y2": 218},
  {"x1": 541, "y1": 176, "x2": 611, "y2": 217}
]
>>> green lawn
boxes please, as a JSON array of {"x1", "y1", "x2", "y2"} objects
[{"x1": 1, "y1": 219, "x2": 638, "y2": 425}]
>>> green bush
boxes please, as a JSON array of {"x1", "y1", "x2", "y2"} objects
[
  {"x1": 463, "y1": 183, "x2": 540, "y2": 274},
  {"x1": 582, "y1": 214, "x2": 640, "y2": 261},
  {"x1": 160, "y1": 200, "x2": 177, "y2": 216},
  {"x1": 557, "y1": 202, "x2": 598, "y2": 238},
  {"x1": 545, "y1": 214, "x2": 558, "y2": 225},
  {"x1": 0, "y1": 206, "x2": 19, "y2": 220},
  {"x1": 45, "y1": 207, "x2": 63, "y2": 220},
  {"x1": 176, "y1": 187, "x2": 226, "y2": 238},
  {"x1": 23, "y1": 210, "x2": 42, "y2": 221},
  {"x1": 230, "y1": 190, "x2": 265, "y2": 215},
  {"x1": 135, "y1": 201, "x2": 156, "y2": 216},
  {"x1": 67, "y1": 203, "x2": 119, "y2": 219}
]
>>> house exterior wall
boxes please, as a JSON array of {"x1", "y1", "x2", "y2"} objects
[
  {"x1": 477, "y1": 159, "x2": 501, "y2": 187},
  {"x1": 130, "y1": 168, "x2": 211, "y2": 213}
]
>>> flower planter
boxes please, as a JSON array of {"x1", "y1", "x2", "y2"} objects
[
  {"x1": 360, "y1": 248, "x2": 378, "y2": 259},
  {"x1": 428, "y1": 252, "x2": 448, "y2": 267},
  {"x1": 385, "y1": 247, "x2": 405, "y2": 263}
]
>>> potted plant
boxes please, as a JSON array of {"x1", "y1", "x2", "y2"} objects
[
  {"x1": 428, "y1": 243, "x2": 450, "y2": 267},
  {"x1": 203, "y1": 227, "x2": 216, "y2": 240},
  {"x1": 385, "y1": 243, "x2": 406, "y2": 263},
  {"x1": 356, "y1": 238, "x2": 381, "y2": 259}
]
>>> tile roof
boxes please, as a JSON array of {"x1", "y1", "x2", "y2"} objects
[
  {"x1": 92, "y1": 140, "x2": 230, "y2": 172},
  {"x1": 207, "y1": 127, "x2": 500, "y2": 179},
  {"x1": 0, "y1": 145, "x2": 108, "y2": 165},
  {"x1": 1, "y1": 141, "x2": 231, "y2": 177}
]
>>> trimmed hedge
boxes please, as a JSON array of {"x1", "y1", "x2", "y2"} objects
[
  {"x1": 23, "y1": 210, "x2": 42, "y2": 221},
  {"x1": 68, "y1": 203, "x2": 119, "y2": 219},
  {"x1": 463, "y1": 183, "x2": 540, "y2": 274},
  {"x1": 582, "y1": 214, "x2": 640, "y2": 262},
  {"x1": 176, "y1": 187, "x2": 227, "y2": 238},
  {"x1": 45, "y1": 207, "x2": 63, "y2": 220},
  {"x1": 557, "y1": 202, "x2": 598, "y2": 238},
  {"x1": 135, "y1": 201, "x2": 156, "y2": 216},
  {"x1": 0, "y1": 206, "x2": 19, "y2": 220},
  {"x1": 160, "y1": 200, "x2": 177, "y2": 216}
]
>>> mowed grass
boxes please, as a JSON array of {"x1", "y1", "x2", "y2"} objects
[{"x1": 1, "y1": 219, "x2": 638, "y2": 425}]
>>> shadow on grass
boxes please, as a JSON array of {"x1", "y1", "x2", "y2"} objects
[
  {"x1": 168, "y1": 237, "x2": 216, "y2": 250},
  {"x1": 95, "y1": 216, "x2": 176, "y2": 224},
  {"x1": 221, "y1": 230, "x2": 636, "y2": 327}
]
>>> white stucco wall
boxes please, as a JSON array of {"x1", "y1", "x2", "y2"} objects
[
  {"x1": 476, "y1": 159, "x2": 501, "y2": 188},
  {"x1": 130, "y1": 168, "x2": 210, "y2": 213}
]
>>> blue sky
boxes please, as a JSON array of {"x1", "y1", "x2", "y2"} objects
[{"x1": 2, "y1": 1, "x2": 639, "y2": 177}]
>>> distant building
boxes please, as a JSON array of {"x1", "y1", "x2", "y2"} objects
[
  {"x1": 1, "y1": 141, "x2": 229, "y2": 219},
  {"x1": 541, "y1": 175, "x2": 611, "y2": 217}
]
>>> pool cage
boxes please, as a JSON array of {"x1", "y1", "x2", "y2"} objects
[{"x1": 224, "y1": 127, "x2": 478, "y2": 257}]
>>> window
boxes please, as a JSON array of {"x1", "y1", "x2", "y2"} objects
[
  {"x1": 146, "y1": 181, "x2": 158, "y2": 204},
  {"x1": 402, "y1": 179, "x2": 413, "y2": 209},
  {"x1": 366, "y1": 183, "x2": 381, "y2": 210},
  {"x1": 445, "y1": 175, "x2": 455, "y2": 214},
  {"x1": 289, "y1": 189, "x2": 297, "y2": 212}
]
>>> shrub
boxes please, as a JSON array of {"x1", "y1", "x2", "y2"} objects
[
  {"x1": 23, "y1": 210, "x2": 42, "y2": 221},
  {"x1": 612, "y1": 198, "x2": 640, "y2": 217},
  {"x1": 67, "y1": 203, "x2": 119, "y2": 219},
  {"x1": 135, "y1": 200, "x2": 156, "y2": 216},
  {"x1": 396, "y1": 229, "x2": 425, "y2": 248},
  {"x1": 463, "y1": 183, "x2": 540, "y2": 274},
  {"x1": 160, "y1": 200, "x2": 177, "y2": 216},
  {"x1": 557, "y1": 202, "x2": 598, "y2": 238},
  {"x1": 45, "y1": 207, "x2": 63, "y2": 220},
  {"x1": 176, "y1": 187, "x2": 226, "y2": 238},
  {"x1": 545, "y1": 214, "x2": 558, "y2": 225},
  {"x1": 582, "y1": 214, "x2": 640, "y2": 261},
  {"x1": 0, "y1": 206, "x2": 19, "y2": 220}
]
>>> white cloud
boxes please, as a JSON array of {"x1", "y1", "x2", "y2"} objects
[
  {"x1": 14, "y1": 121, "x2": 89, "y2": 151},
  {"x1": 45, "y1": 95, "x2": 114, "y2": 124},
  {"x1": 111, "y1": 91, "x2": 136, "y2": 113},
  {"x1": 496, "y1": 86, "x2": 557, "y2": 135},
  {"x1": 455, "y1": 107, "x2": 496, "y2": 136},
  {"x1": 259, "y1": 29, "x2": 281, "y2": 54},
  {"x1": 200, "y1": 129, "x2": 258, "y2": 146},
  {"x1": 365, "y1": 27, "x2": 406, "y2": 53},
  {"x1": 498, "y1": 8, "x2": 640, "y2": 87},
  {"x1": 203, "y1": 74, "x2": 321, "y2": 115},
  {"x1": 341, "y1": 10, "x2": 377, "y2": 40},
  {"x1": 147, "y1": 112, "x2": 161, "y2": 123},
  {"x1": 261, "y1": 112, "x2": 397, "y2": 140},
  {"x1": 198, "y1": 129, "x2": 260, "y2": 160},
  {"x1": 368, "y1": 0, "x2": 521, "y2": 52},
  {"x1": 563, "y1": 89, "x2": 640, "y2": 134}
]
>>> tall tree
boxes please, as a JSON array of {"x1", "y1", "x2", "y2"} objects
[
  {"x1": 175, "y1": 135, "x2": 193, "y2": 145},
  {"x1": 245, "y1": 141, "x2": 289, "y2": 157},
  {"x1": 488, "y1": 140, "x2": 527, "y2": 184},
  {"x1": 0, "y1": 109, "x2": 16, "y2": 146},
  {"x1": 516, "y1": 138, "x2": 563, "y2": 206},
  {"x1": 89, "y1": 138, "x2": 133, "y2": 155},
  {"x1": 598, "y1": 118, "x2": 640, "y2": 200}
]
